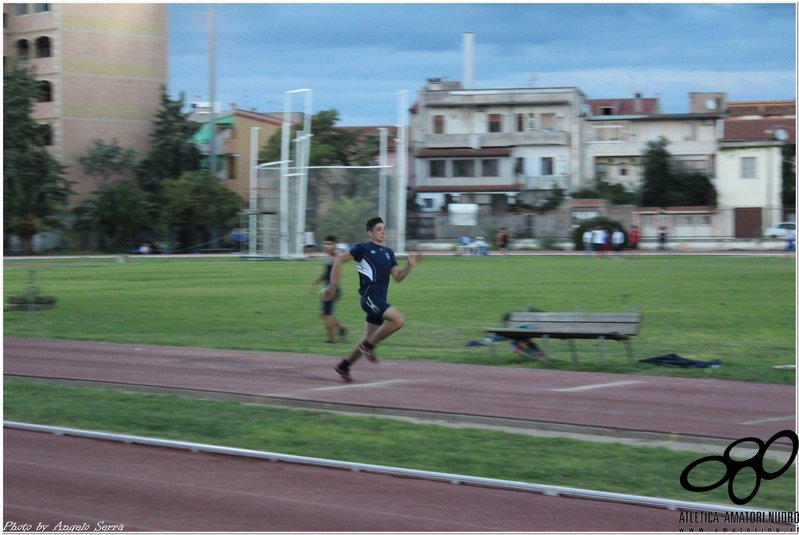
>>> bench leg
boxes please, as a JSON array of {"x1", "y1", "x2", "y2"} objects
[
  {"x1": 597, "y1": 336, "x2": 606, "y2": 363},
  {"x1": 624, "y1": 340, "x2": 634, "y2": 363},
  {"x1": 568, "y1": 339, "x2": 578, "y2": 363}
]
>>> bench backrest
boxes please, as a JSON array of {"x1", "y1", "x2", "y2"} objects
[{"x1": 503, "y1": 312, "x2": 642, "y2": 336}]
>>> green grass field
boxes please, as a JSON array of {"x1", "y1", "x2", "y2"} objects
[
  {"x1": 4, "y1": 255, "x2": 795, "y2": 383},
  {"x1": 5, "y1": 379, "x2": 794, "y2": 510}
]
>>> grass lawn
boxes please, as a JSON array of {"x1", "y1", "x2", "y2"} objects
[
  {"x1": 4, "y1": 254, "x2": 795, "y2": 383},
  {"x1": 4, "y1": 379, "x2": 795, "y2": 510}
]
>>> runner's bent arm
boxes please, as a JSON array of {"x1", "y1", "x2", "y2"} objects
[{"x1": 390, "y1": 252, "x2": 422, "y2": 283}]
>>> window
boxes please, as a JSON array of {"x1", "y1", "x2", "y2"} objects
[
  {"x1": 540, "y1": 113, "x2": 555, "y2": 131},
  {"x1": 37, "y1": 80, "x2": 52, "y2": 102},
  {"x1": 15, "y1": 4, "x2": 28, "y2": 16},
  {"x1": 514, "y1": 157, "x2": 524, "y2": 176},
  {"x1": 596, "y1": 125, "x2": 622, "y2": 141},
  {"x1": 482, "y1": 159, "x2": 498, "y2": 177},
  {"x1": 452, "y1": 159, "x2": 475, "y2": 177},
  {"x1": 488, "y1": 114, "x2": 502, "y2": 133},
  {"x1": 541, "y1": 157, "x2": 554, "y2": 176},
  {"x1": 682, "y1": 123, "x2": 697, "y2": 141},
  {"x1": 433, "y1": 115, "x2": 445, "y2": 134},
  {"x1": 600, "y1": 106, "x2": 614, "y2": 116},
  {"x1": 741, "y1": 157, "x2": 756, "y2": 179},
  {"x1": 516, "y1": 113, "x2": 524, "y2": 133},
  {"x1": 3, "y1": 13, "x2": 8, "y2": 28},
  {"x1": 35, "y1": 36, "x2": 50, "y2": 58},
  {"x1": 620, "y1": 164, "x2": 628, "y2": 176},
  {"x1": 34, "y1": 4, "x2": 50, "y2": 12},
  {"x1": 596, "y1": 163, "x2": 608, "y2": 180},
  {"x1": 527, "y1": 114, "x2": 536, "y2": 131},
  {"x1": 38, "y1": 123, "x2": 52, "y2": 146},
  {"x1": 17, "y1": 39, "x2": 29, "y2": 59},
  {"x1": 429, "y1": 160, "x2": 446, "y2": 178},
  {"x1": 423, "y1": 198, "x2": 433, "y2": 209}
]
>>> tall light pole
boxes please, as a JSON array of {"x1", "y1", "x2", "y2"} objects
[{"x1": 208, "y1": 4, "x2": 217, "y2": 176}]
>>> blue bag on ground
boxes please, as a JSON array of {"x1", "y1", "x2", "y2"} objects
[{"x1": 639, "y1": 353, "x2": 720, "y2": 368}]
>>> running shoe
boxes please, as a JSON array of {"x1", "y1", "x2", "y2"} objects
[
  {"x1": 334, "y1": 364, "x2": 353, "y2": 383},
  {"x1": 357, "y1": 340, "x2": 378, "y2": 363}
]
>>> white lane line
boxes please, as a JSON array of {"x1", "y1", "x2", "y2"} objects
[
  {"x1": 742, "y1": 415, "x2": 795, "y2": 425},
  {"x1": 551, "y1": 380, "x2": 644, "y2": 392},
  {"x1": 310, "y1": 379, "x2": 408, "y2": 392}
]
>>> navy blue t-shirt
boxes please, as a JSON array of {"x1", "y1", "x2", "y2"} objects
[{"x1": 349, "y1": 242, "x2": 398, "y2": 299}]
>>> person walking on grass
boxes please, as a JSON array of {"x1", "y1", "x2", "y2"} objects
[
  {"x1": 310, "y1": 235, "x2": 347, "y2": 344},
  {"x1": 324, "y1": 217, "x2": 423, "y2": 383}
]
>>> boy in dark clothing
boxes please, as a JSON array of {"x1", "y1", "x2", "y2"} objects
[{"x1": 310, "y1": 235, "x2": 347, "y2": 343}]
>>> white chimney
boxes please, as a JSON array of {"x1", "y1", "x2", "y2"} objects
[{"x1": 462, "y1": 32, "x2": 475, "y2": 90}]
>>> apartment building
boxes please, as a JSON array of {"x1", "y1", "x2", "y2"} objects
[
  {"x1": 715, "y1": 100, "x2": 796, "y2": 236},
  {"x1": 3, "y1": 3, "x2": 167, "y2": 199},
  {"x1": 583, "y1": 92, "x2": 723, "y2": 189},
  {"x1": 410, "y1": 79, "x2": 587, "y2": 213},
  {"x1": 190, "y1": 106, "x2": 286, "y2": 199}
]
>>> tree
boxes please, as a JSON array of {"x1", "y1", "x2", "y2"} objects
[
  {"x1": 161, "y1": 171, "x2": 243, "y2": 250},
  {"x1": 640, "y1": 137, "x2": 716, "y2": 207},
  {"x1": 73, "y1": 180, "x2": 151, "y2": 250},
  {"x1": 3, "y1": 61, "x2": 73, "y2": 254},
  {"x1": 571, "y1": 178, "x2": 636, "y2": 205},
  {"x1": 78, "y1": 139, "x2": 137, "y2": 189},
  {"x1": 137, "y1": 88, "x2": 202, "y2": 197},
  {"x1": 314, "y1": 196, "x2": 375, "y2": 246}
]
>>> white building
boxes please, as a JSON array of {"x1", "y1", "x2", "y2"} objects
[
  {"x1": 411, "y1": 79, "x2": 587, "y2": 213},
  {"x1": 584, "y1": 93, "x2": 724, "y2": 190}
]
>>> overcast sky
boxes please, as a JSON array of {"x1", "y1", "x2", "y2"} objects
[{"x1": 168, "y1": 3, "x2": 797, "y2": 126}]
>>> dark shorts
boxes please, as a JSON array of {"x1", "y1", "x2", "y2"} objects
[
  {"x1": 321, "y1": 288, "x2": 340, "y2": 316},
  {"x1": 361, "y1": 294, "x2": 391, "y2": 325}
]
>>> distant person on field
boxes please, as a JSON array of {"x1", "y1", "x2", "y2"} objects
[
  {"x1": 582, "y1": 228, "x2": 593, "y2": 257},
  {"x1": 310, "y1": 235, "x2": 347, "y2": 344},
  {"x1": 325, "y1": 217, "x2": 423, "y2": 383},
  {"x1": 474, "y1": 236, "x2": 488, "y2": 256},
  {"x1": 612, "y1": 229, "x2": 625, "y2": 257},
  {"x1": 629, "y1": 225, "x2": 640, "y2": 251},
  {"x1": 658, "y1": 226, "x2": 667, "y2": 251},
  {"x1": 592, "y1": 227, "x2": 605, "y2": 256},
  {"x1": 496, "y1": 228, "x2": 509, "y2": 253},
  {"x1": 786, "y1": 230, "x2": 796, "y2": 253}
]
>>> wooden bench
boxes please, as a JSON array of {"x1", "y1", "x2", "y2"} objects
[{"x1": 484, "y1": 311, "x2": 643, "y2": 363}]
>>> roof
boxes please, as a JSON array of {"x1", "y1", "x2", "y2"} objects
[
  {"x1": 727, "y1": 100, "x2": 796, "y2": 118},
  {"x1": 193, "y1": 115, "x2": 235, "y2": 142},
  {"x1": 721, "y1": 118, "x2": 796, "y2": 143},
  {"x1": 416, "y1": 147, "x2": 513, "y2": 158},
  {"x1": 586, "y1": 98, "x2": 660, "y2": 117},
  {"x1": 415, "y1": 184, "x2": 523, "y2": 193}
]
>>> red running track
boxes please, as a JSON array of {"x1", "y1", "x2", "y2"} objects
[
  {"x1": 4, "y1": 337, "x2": 795, "y2": 441},
  {"x1": 3, "y1": 428, "x2": 753, "y2": 532}
]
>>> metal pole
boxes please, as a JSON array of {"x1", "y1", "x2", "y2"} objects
[
  {"x1": 280, "y1": 92, "x2": 291, "y2": 259},
  {"x1": 208, "y1": 4, "x2": 216, "y2": 176},
  {"x1": 248, "y1": 127, "x2": 260, "y2": 256},
  {"x1": 378, "y1": 128, "x2": 387, "y2": 223},
  {"x1": 295, "y1": 90, "x2": 313, "y2": 256},
  {"x1": 396, "y1": 90, "x2": 408, "y2": 254}
]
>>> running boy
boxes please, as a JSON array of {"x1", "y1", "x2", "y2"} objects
[
  {"x1": 310, "y1": 235, "x2": 347, "y2": 343},
  {"x1": 324, "y1": 217, "x2": 422, "y2": 382}
]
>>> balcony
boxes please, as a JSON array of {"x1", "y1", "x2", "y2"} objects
[
  {"x1": 521, "y1": 174, "x2": 570, "y2": 191},
  {"x1": 424, "y1": 130, "x2": 569, "y2": 149}
]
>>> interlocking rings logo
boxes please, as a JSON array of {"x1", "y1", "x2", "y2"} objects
[{"x1": 679, "y1": 429, "x2": 798, "y2": 505}]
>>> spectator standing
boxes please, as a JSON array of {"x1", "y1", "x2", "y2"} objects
[
  {"x1": 612, "y1": 229, "x2": 625, "y2": 258},
  {"x1": 629, "y1": 225, "x2": 640, "y2": 251},
  {"x1": 496, "y1": 228, "x2": 509, "y2": 253},
  {"x1": 658, "y1": 226, "x2": 667, "y2": 251},
  {"x1": 582, "y1": 228, "x2": 593, "y2": 258}
]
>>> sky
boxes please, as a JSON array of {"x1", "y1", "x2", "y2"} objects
[{"x1": 168, "y1": 3, "x2": 797, "y2": 126}]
